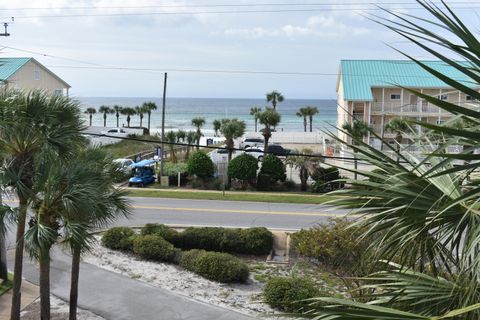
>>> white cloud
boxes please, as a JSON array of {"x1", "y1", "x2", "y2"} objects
[{"x1": 223, "y1": 14, "x2": 370, "y2": 39}]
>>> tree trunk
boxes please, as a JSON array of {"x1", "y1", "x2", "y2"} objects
[
  {"x1": 185, "y1": 147, "x2": 190, "y2": 160},
  {"x1": 147, "y1": 113, "x2": 151, "y2": 131},
  {"x1": 353, "y1": 151, "x2": 358, "y2": 180},
  {"x1": 89, "y1": 115, "x2": 92, "y2": 127},
  {"x1": 116, "y1": 115, "x2": 119, "y2": 128},
  {"x1": 103, "y1": 114, "x2": 106, "y2": 127},
  {"x1": 0, "y1": 193, "x2": 7, "y2": 281},
  {"x1": 309, "y1": 115, "x2": 313, "y2": 132},
  {"x1": 39, "y1": 250, "x2": 51, "y2": 320},
  {"x1": 10, "y1": 198, "x2": 28, "y2": 320},
  {"x1": 127, "y1": 116, "x2": 131, "y2": 127},
  {"x1": 69, "y1": 246, "x2": 81, "y2": 320},
  {"x1": 300, "y1": 167, "x2": 308, "y2": 191},
  {"x1": 140, "y1": 117, "x2": 143, "y2": 127},
  {"x1": 254, "y1": 119, "x2": 257, "y2": 133},
  {"x1": 303, "y1": 117, "x2": 307, "y2": 132},
  {"x1": 263, "y1": 130, "x2": 270, "y2": 155}
]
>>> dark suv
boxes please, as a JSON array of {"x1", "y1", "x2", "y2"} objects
[{"x1": 267, "y1": 145, "x2": 291, "y2": 157}]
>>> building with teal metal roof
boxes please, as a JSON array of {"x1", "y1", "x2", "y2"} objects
[
  {"x1": 336, "y1": 60, "x2": 479, "y2": 149},
  {"x1": 0, "y1": 57, "x2": 70, "y2": 95}
]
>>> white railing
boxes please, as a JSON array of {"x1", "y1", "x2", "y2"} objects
[{"x1": 372, "y1": 101, "x2": 480, "y2": 114}]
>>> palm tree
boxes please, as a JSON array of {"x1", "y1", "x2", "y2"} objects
[
  {"x1": 219, "y1": 119, "x2": 246, "y2": 187},
  {"x1": 296, "y1": 107, "x2": 308, "y2": 132},
  {"x1": 84, "y1": 107, "x2": 96, "y2": 126},
  {"x1": 191, "y1": 117, "x2": 205, "y2": 150},
  {"x1": 385, "y1": 118, "x2": 409, "y2": 163},
  {"x1": 213, "y1": 119, "x2": 222, "y2": 137},
  {"x1": 305, "y1": 106, "x2": 319, "y2": 132},
  {"x1": 135, "y1": 105, "x2": 146, "y2": 127},
  {"x1": 0, "y1": 90, "x2": 84, "y2": 320},
  {"x1": 266, "y1": 91, "x2": 284, "y2": 110},
  {"x1": 258, "y1": 108, "x2": 281, "y2": 153},
  {"x1": 98, "y1": 105, "x2": 114, "y2": 127},
  {"x1": 286, "y1": 148, "x2": 321, "y2": 191},
  {"x1": 120, "y1": 107, "x2": 136, "y2": 127},
  {"x1": 165, "y1": 131, "x2": 178, "y2": 163},
  {"x1": 142, "y1": 101, "x2": 157, "y2": 132},
  {"x1": 185, "y1": 131, "x2": 196, "y2": 160},
  {"x1": 113, "y1": 105, "x2": 122, "y2": 128},
  {"x1": 250, "y1": 107, "x2": 262, "y2": 132},
  {"x1": 0, "y1": 194, "x2": 14, "y2": 281},
  {"x1": 341, "y1": 119, "x2": 371, "y2": 180}
]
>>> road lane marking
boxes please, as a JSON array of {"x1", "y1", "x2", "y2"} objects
[{"x1": 132, "y1": 205, "x2": 350, "y2": 217}]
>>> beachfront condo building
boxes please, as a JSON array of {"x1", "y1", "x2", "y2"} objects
[
  {"x1": 336, "y1": 60, "x2": 479, "y2": 149},
  {"x1": 0, "y1": 57, "x2": 70, "y2": 96}
]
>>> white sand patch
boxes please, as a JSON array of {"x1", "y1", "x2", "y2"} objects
[
  {"x1": 83, "y1": 239, "x2": 279, "y2": 317},
  {"x1": 21, "y1": 295, "x2": 105, "y2": 320}
]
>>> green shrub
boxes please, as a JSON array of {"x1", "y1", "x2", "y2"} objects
[
  {"x1": 291, "y1": 218, "x2": 369, "y2": 272},
  {"x1": 264, "y1": 277, "x2": 320, "y2": 312},
  {"x1": 140, "y1": 223, "x2": 180, "y2": 244},
  {"x1": 180, "y1": 250, "x2": 249, "y2": 283},
  {"x1": 228, "y1": 153, "x2": 258, "y2": 183},
  {"x1": 283, "y1": 179, "x2": 296, "y2": 191},
  {"x1": 311, "y1": 166, "x2": 344, "y2": 193},
  {"x1": 256, "y1": 173, "x2": 272, "y2": 191},
  {"x1": 133, "y1": 235, "x2": 178, "y2": 262},
  {"x1": 239, "y1": 227, "x2": 274, "y2": 255},
  {"x1": 187, "y1": 152, "x2": 215, "y2": 180},
  {"x1": 260, "y1": 154, "x2": 286, "y2": 182},
  {"x1": 102, "y1": 227, "x2": 136, "y2": 251},
  {"x1": 176, "y1": 227, "x2": 273, "y2": 255}
]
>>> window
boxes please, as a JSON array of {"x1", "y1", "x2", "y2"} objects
[
  {"x1": 466, "y1": 95, "x2": 476, "y2": 101},
  {"x1": 436, "y1": 119, "x2": 445, "y2": 125},
  {"x1": 439, "y1": 94, "x2": 448, "y2": 101},
  {"x1": 390, "y1": 94, "x2": 401, "y2": 100},
  {"x1": 33, "y1": 69, "x2": 40, "y2": 80},
  {"x1": 53, "y1": 89, "x2": 62, "y2": 96}
]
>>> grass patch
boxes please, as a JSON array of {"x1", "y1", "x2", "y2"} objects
[
  {"x1": 127, "y1": 188, "x2": 339, "y2": 204},
  {"x1": 103, "y1": 135, "x2": 160, "y2": 158},
  {"x1": 0, "y1": 273, "x2": 13, "y2": 297}
]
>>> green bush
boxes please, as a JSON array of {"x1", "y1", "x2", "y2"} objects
[
  {"x1": 102, "y1": 227, "x2": 136, "y2": 251},
  {"x1": 228, "y1": 153, "x2": 258, "y2": 183},
  {"x1": 177, "y1": 227, "x2": 273, "y2": 255},
  {"x1": 140, "y1": 223, "x2": 180, "y2": 244},
  {"x1": 264, "y1": 277, "x2": 320, "y2": 312},
  {"x1": 260, "y1": 154, "x2": 286, "y2": 182},
  {"x1": 291, "y1": 218, "x2": 369, "y2": 272},
  {"x1": 187, "y1": 152, "x2": 215, "y2": 180},
  {"x1": 133, "y1": 235, "x2": 178, "y2": 262},
  {"x1": 311, "y1": 166, "x2": 344, "y2": 193},
  {"x1": 180, "y1": 250, "x2": 249, "y2": 283},
  {"x1": 256, "y1": 173, "x2": 272, "y2": 191}
]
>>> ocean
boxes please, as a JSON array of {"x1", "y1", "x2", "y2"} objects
[{"x1": 76, "y1": 97, "x2": 337, "y2": 133}]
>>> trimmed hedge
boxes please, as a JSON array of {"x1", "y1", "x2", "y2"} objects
[
  {"x1": 256, "y1": 173, "x2": 272, "y2": 191},
  {"x1": 102, "y1": 227, "x2": 136, "y2": 252},
  {"x1": 187, "y1": 151, "x2": 215, "y2": 180},
  {"x1": 264, "y1": 277, "x2": 320, "y2": 312},
  {"x1": 259, "y1": 154, "x2": 286, "y2": 183},
  {"x1": 228, "y1": 153, "x2": 259, "y2": 182},
  {"x1": 178, "y1": 227, "x2": 273, "y2": 255},
  {"x1": 180, "y1": 250, "x2": 249, "y2": 283},
  {"x1": 140, "y1": 223, "x2": 180, "y2": 245},
  {"x1": 133, "y1": 235, "x2": 179, "y2": 262}
]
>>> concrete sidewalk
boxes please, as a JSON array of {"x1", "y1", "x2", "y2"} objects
[
  {"x1": 0, "y1": 277, "x2": 39, "y2": 320},
  {"x1": 8, "y1": 248, "x2": 253, "y2": 320}
]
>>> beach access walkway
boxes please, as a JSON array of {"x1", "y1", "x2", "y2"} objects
[{"x1": 6, "y1": 247, "x2": 253, "y2": 320}]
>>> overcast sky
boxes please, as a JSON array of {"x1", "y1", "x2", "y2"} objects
[{"x1": 0, "y1": 0, "x2": 476, "y2": 98}]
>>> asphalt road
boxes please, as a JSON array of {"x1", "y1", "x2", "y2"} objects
[{"x1": 112, "y1": 197, "x2": 350, "y2": 230}]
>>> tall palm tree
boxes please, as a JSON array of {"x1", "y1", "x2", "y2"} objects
[
  {"x1": 296, "y1": 107, "x2": 308, "y2": 132},
  {"x1": 258, "y1": 108, "x2": 281, "y2": 153},
  {"x1": 0, "y1": 90, "x2": 85, "y2": 320},
  {"x1": 212, "y1": 119, "x2": 222, "y2": 137},
  {"x1": 219, "y1": 119, "x2": 246, "y2": 187},
  {"x1": 120, "y1": 107, "x2": 136, "y2": 127},
  {"x1": 113, "y1": 105, "x2": 122, "y2": 128},
  {"x1": 0, "y1": 195, "x2": 14, "y2": 281},
  {"x1": 185, "y1": 131, "x2": 196, "y2": 160},
  {"x1": 266, "y1": 91, "x2": 284, "y2": 110},
  {"x1": 135, "y1": 105, "x2": 146, "y2": 127},
  {"x1": 305, "y1": 106, "x2": 319, "y2": 132},
  {"x1": 142, "y1": 101, "x2": 157, "y2": 132},
  {"x1": 98, "y1": 105, "x2": 114, "y2": 127},
  {"x1": 191, "y1": 117, "x2": 205, "y2": 150},
  {"x1": 385, "y1": 117, "x2": 409, "y2": 163},
  {"x1": 341, "y1": 119, "x2": 371, "y2": 180},
  {"x1": 84, "y1": 107, "x2": 96, "y2": 126},
  {"x1": 165, "y1": 131, "x2": 178, "y2": 163},
  {"x1": 249, "y1": 107, "x2": 262, "y2": 132},
  {"x1": 285, "y1": 148, "x2": 321, "y2": 191}
]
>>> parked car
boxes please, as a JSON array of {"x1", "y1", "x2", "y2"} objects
[
  {"x1": 208, "y1": 147, "x2": 237, "y2": 163},
  {"x1": 239, "y1": 137, "x2": 264, "y2": 149},
  {"x1": 113, "y1": 158, "x2": 135, "y2": 175},
  {"x1": 243, "y1": 147, "x2": 265, "y2": 161},
  {"x1": 128, "y1": 159, "x2": 157, "y2": 187},
  {"x1": 101, "y1": 128, "x2": 128, "y2": 136},
  {"x1": 266, "y1": 144, "x2": 291, "y2": 157}
]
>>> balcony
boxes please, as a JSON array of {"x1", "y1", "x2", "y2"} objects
[{"x1": 372, "y1": 101, "x2": 480, "y2": 116}]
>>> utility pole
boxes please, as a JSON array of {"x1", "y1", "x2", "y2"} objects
[
  {"x1": 0, "y1": 21, "x2": 12, "y2": 37},
  {"x1": 160, "y1": 72, "x2": 167, "y2": 180}
]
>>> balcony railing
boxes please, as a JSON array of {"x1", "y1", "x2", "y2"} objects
[{"x1": 372, "y1": 101, "x2": 480, "y2": 114}]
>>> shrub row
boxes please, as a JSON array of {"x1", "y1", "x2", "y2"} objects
[
  {"x1": 101, "y1": 226, "x2": 250, "y2": 283},
  {"x1": 141, "y1": 224, "x2": 273, "y2": 255},
  {"x1": 264, "y1": 277, "x2": 320, "y2": 312},
  {"x1": 180, "y1": 249, "x2": 249, "y2": 283}
]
